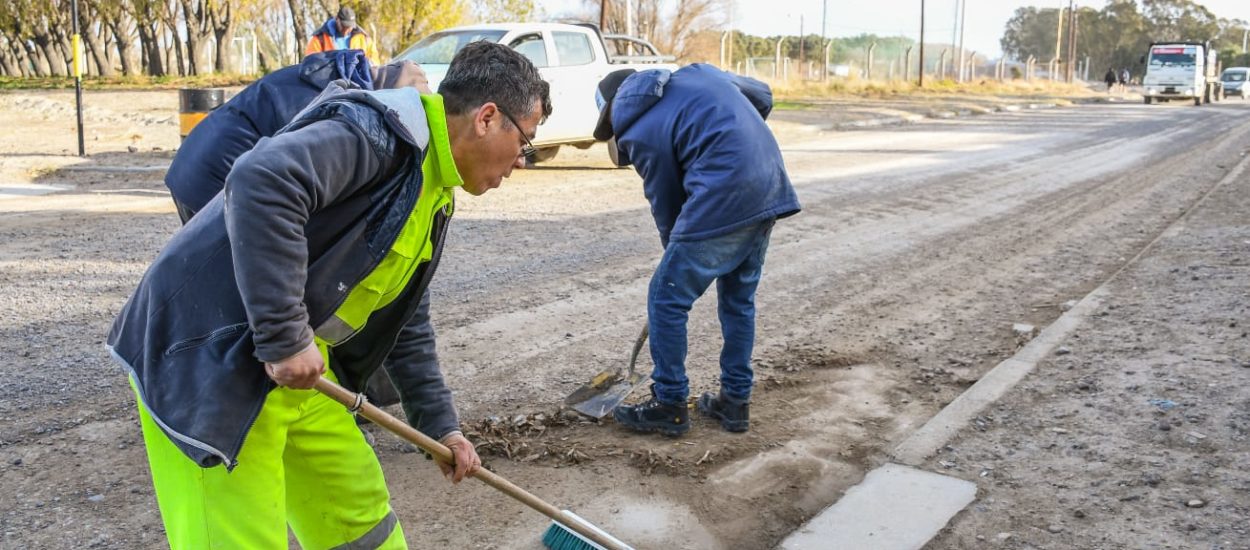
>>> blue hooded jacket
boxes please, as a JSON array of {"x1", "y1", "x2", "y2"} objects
[
  {"x1": 610, "y1": 63, "x2": 800, "y2": 245},
  {"x1": 165, "y1": 50, "x2": 374, "y2": 214}
]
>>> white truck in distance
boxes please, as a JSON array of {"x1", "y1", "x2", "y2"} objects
[
  {"x1": 1141, "y1": 42, "x2": 1224, "y2": 106},
  {"x1": 394, "y1": 23, "x2": 678, "y2": 163}
]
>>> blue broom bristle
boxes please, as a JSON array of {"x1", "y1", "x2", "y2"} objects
[{"x1": 541, "y1": 521, "x2": 605, "y2": 550}]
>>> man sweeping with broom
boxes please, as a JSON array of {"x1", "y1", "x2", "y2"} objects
[{"x1": 108, "y1": 42, "x2": 550, "y2": 548}]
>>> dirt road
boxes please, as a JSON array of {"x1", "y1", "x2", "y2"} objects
[{"x1": 1, "y1": 90, "x2": 1248, "y2": 549}]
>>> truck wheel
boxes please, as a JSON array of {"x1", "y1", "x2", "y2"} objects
[
  {"x1": 1143, "y1": 96, "x2": 1152, "y2": 105},
  {"x1": 1194, "y1": 96, "x2": 1202, "y2": 106}
]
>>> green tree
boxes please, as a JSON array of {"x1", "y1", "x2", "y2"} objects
[
  {"x1": 1143, "y1": 0, "x2": 1219, "y2": 42},
  {"x1": 471, "y1": 0, "x2": 536, "y2": 23},
  {"x1": 1001, "y1": 6, "x2": 1062, "y2": 63},
  {"x1": 371, "y1": 0, "x2": 468, "y2": 59}
]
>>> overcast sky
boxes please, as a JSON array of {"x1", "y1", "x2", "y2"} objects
[{"x1": 535, "y1": 1, "x2": 1250, "y2": 58}]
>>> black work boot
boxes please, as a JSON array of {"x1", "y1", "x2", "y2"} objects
[
  {"x1": 696, "y1": 391, "x2": 750, "y2": 432},
  {"x1": 613, "y1": 386, "x2": 690, "y2": 437}
]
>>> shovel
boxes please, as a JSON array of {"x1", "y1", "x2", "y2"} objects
[{"x1": 564, "y1": 323, "x2": 649, "y2": 418}]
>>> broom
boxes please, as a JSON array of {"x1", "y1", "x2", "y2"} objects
[{"x1": 314, "y1": 377, "x2": 632, "y2": 550}]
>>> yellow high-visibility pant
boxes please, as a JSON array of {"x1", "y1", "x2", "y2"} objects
[{"x1": 135, "y1": 351, "x2": 406, "y2": 549}]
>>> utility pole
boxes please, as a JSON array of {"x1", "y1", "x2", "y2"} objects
[
  {"x1": 799, "y1": 15, "x2": 805, "y2": 70},
  {"x1": 1054, "y1": 2, "x2": 1065, "y2": 68},
  {"x1": 727, "y1": 2, "x2": 734, "y2": 72},
  {"x1": 1065, "y1": 0, "x2": 1077, "y2": 82},
  {"x1": 599, "y1": 0, "x2": 607, "y2": 33},
  {"x1": 952, "y1": 0, "x2": 959, "y2": 53},
  {"x1": 71, "y1": 0, "x2": 84, "y2": 156},
  {"x1": 626, "y1": 0, "x2": 635, "y2": 52},
  {"x1": 774, "y1": 37, "x2": 786, "y2": 79},
  {"x1": 821, "y1": 0, "x2": 828, "y2": 79},
  {"x1": 957, "y1": 0, "x2": 967, "y2": 82},
  {"x1": 919, "y1": 0, "x2": 926, "y2": 86}
]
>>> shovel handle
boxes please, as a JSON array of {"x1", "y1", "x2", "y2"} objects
[
  {"x1": 626, "y1": 323, "x2": 648, "y2": 377},
  {"x1": 312, "y1": 377, "x2": 629, "y2": 550}
]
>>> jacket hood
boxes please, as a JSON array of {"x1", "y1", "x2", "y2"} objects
[
  {"x1": 318, "y1": 17, "x2": 365, "y2": 38},
  {"x1": 299, "y1": 50, "x2": 373, "y2": 90},
  {"x1": 318, "y1": 18, "x2": 339, "y2": 38},
  {"x1": 289, "y1": 81, "x2": 431, "y2": 151},
  {"x1": 609, "y1": 69, "x2": 672, "y2": 142}
]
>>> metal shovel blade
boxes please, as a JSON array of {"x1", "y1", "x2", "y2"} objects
[
  {"x1": 566, "y1": 369, "x2": 649, "y2": 419},
  {"x1": 564, "y1": 324, "x2": 649, "y2": 419}
]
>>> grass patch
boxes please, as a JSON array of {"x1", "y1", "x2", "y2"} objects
[
  {"x1": 770, "y1": 77, "x2": 1096, "y2": 101},
  {"x1": 0, "y1": 74, "x2": 260, "y2": 91},
  {"x1": 773, "y1": 100, "x2": 817, "y2": 111}
]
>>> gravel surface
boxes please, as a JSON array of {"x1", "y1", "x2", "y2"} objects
[
  {"x1": 1, "y1": 89, "x2": 1248, "y2": 549},
  {"x1": 926, "y1": 139, "x2": 1250, "y2": 549}
]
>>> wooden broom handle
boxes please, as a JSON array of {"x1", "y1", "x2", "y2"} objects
[{"x1": 313, "y1": 377, "x2": 627, "y2": 550}]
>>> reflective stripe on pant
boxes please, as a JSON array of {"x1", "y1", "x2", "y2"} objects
[{"x1": 135, "y1": 346, "x2": 406, "y2": 550}]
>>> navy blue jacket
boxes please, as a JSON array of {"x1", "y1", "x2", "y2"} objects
[
  {"x1": 610, "y1": 64, "x2": 800, "y2": 245},
  {"x1": 165, "y1": 50, "x2": 374, "y2": 214}
]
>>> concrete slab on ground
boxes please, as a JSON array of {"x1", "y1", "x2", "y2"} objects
[
  {"x1": 0, "y1": 182, "x2": 70, "y2": 199},
  {"x1": 779, "y1": 463, "x2": 976, "y2": 550}
]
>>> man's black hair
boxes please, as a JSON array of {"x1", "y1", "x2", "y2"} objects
[{"x1": 439, "y1": 41, "x2": 552, "y2": 125}]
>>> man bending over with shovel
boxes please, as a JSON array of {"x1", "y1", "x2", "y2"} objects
[
  {"x1": 107, "y1": 42, "x2": 550, "y2": 549},
  {"x1": 594, "y1": 65, "x2": 800, "y2": 437}
]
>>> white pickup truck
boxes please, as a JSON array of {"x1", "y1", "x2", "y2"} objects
[{"x1": 394, "y1": 23, "x2": 678, "y2": 163}]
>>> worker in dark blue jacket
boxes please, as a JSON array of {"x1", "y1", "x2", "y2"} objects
[
  {"x1": 593, "y1": 64, "x2": 800, "y2": 436},
  {"x1": 164, "y1": 50, "x2": 430, "y2": 416},
  {"x1": 165, "y1": 50, "x2": 427, "y2": 222}
]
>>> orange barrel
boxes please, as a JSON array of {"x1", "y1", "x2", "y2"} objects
[{"x1": 178, "y1": 88, "x2": 225, "y2": 140}]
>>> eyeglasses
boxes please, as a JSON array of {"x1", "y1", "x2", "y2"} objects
[{"x1": 499, "y1": 109, "x2": 538, "y2": 160}]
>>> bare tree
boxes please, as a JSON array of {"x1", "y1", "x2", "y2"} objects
[
  {"x1": 179, "y1": 0, "x2": 216, "y2": 74},
  {"x1": 100, "y1": 1, "x2": 139, "y2": 76},
  {"x1": 25, "y1": 0, "x2": 70, "y2": 76},
  {"x1": 14, "y1": 42, "x2": 37, "y2": 76},
  {"x1": 209, "y1": 0, "x2": 239, "y2": 73},
  {"x1": 130, "y1": 0, "x2": 168, "y2": 76},
  {"x1": 656, "y1": 0, "x2": 720, "y2": 60},
  {"x1": 586, "y1": 0, "x2": 724, "y2": 61},
  {"x1": 286, "y1": 0, "x2": 311, "y2": 58},
  {"x1": 162, "y1": 0, "x2": 188, "y2": 76},
  {"x1": 0, "y1": 2, "x2": 29, "y2": 76},
  {"x1": 80, "y1": 1, "x2": 116, "y2": 76},
  {"x1": 0, "y1": 36, "x2": 19, "y2": 76}
]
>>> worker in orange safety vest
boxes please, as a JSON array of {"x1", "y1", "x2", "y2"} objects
[{"x1": 306, "y1": 6, "x2": 380, "y2": 62}]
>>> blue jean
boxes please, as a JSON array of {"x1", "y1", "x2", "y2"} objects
[{"x1": 648, "y1": 220, "x2": 775, "y2": 405}]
